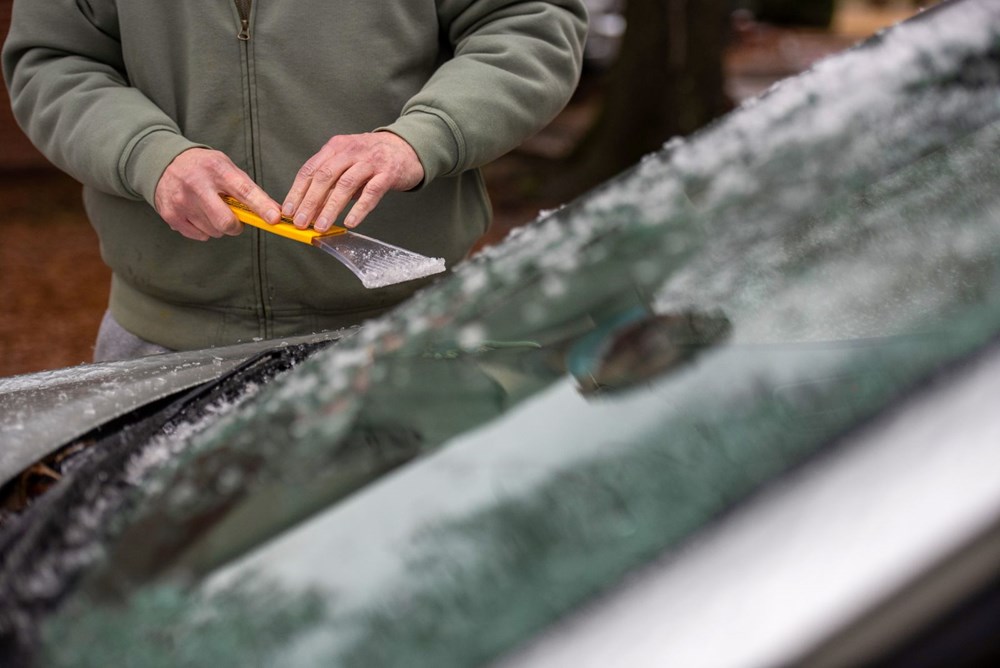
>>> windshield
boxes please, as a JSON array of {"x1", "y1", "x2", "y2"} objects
[{"x1": 6, "y1": 2, "x2": 1000, "y2": 666}]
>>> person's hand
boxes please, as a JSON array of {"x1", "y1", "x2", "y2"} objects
[
  {"x1": 154, "y1": 148, "x2": 281, "y2": 240},
  {"x1": 282, "y1": 132, "x2": 424, "y2": 232}
]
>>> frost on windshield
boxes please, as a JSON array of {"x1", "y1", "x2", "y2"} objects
[
  {"x1": 41, "y1": 579, "x2": 326, "y2": 668},
  {"x1": 14, "y1": 2, "x2": 1000, "y2": 664},
  {"x1": 80, "y1": 0, "x2": 1000, "y2": 585}
]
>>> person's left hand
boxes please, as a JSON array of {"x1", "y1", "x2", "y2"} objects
[{"x1": 282, "y1": 132, "x2": 424, "y2": 232}]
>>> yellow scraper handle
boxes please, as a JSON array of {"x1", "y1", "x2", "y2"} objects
[{"x1": 222, "y1": 196, "x2": 346, "y2": 244}]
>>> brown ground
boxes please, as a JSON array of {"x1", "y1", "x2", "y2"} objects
[
  {"x1": 0, "y1": 1, "x2": 920, "y2": 378},
  {"x1": 0, "y1": 171, "x2": 110, "y2": 375}
]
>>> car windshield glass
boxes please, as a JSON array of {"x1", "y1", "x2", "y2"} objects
[{"x1": 9, "y1": 3, "x2": 1000, "y2": 666}]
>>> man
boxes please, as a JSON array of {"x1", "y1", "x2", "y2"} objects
[{"x1": 2, "y1": 1, "x2": 587, "y2": 359}]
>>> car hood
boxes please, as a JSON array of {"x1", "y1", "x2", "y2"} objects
[{"x1": 0, "y1": 331, "x2": 345, "y2": 488}]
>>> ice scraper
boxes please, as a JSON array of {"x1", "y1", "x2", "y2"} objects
[{"x1": 223, "y1": 196, "x2": 446, "y2": 289}]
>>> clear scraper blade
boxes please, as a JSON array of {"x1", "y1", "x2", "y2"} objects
[{"x1": 312, "y1": 232, "x2": 446, "y2": 289}]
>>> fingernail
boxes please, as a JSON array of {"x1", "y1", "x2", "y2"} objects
[
  {"x1": 316, "y1": 217, "x2": 329, "y2": 231},
  {"x1": 266, "y1": 208, "x2": 280, "y2": 223},
  {"x1": 345, "y1": 215, "x2": 356, "y2": 228},
  {"x1": 294, "y1": 213, "x2": 307, "y2": 228},
  {"x1": 282, "y1": 202, "x2": 294, "y2": 216}
]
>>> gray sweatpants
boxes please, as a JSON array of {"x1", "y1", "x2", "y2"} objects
[{"x1": 93, "y1": 311, "x2": 173, "y2": 363}]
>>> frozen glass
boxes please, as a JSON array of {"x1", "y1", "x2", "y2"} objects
[{"x1": 3, "y1": 2, "x2": 1000, "y2": 666}]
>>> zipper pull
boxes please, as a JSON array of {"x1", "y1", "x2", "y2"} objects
[{"x1": 237, "y1": 18, "x2": 250, "y2": 40}]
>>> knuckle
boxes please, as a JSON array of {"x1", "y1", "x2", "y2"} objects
[
  {"x1": 315, "y1": 166, "x2": 337, "y2": 183},
  {"x1": 351, "y1": 201, "x2": 372, "y2": 218},
  {"x1": 338, "y1": 172, "x2": 361, "y2": 190},
  {"x1": 369, "y1": 175, "x2": 390, "y2": 194},
  {"x1": 328, "y1": 135, "x2": 351, "y2": 150},
  {"x1": 320, "y1": 203, "x2": 341, "y2": 221},
  {"x1": 235, "y1": 181, "x2": 255, "y2": 198},
  {"x1": 207, "y1": 155, "x2": 229, "y2": 173},
  {"x1": 299, "y1": 161, "x2": 319, "y2": 179},
  {"x1": 363, "y1": 182, "x2": 386, "y2": 200}
]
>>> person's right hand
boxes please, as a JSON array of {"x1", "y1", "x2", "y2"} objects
[{"x1": 154, "y1": 148, "x2": 281, "y2": 240}]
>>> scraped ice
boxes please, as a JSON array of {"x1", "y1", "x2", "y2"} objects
[
  {"x1": 314, "y1": 234, "x2": 446, "y2": 289},
  {"x1": 355, "y1": 254, "x2": 446, "y2": 290}
]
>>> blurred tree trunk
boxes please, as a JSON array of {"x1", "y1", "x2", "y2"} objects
[{"x1": 565, "y1": 0, "x2": 731, "y2": 194}]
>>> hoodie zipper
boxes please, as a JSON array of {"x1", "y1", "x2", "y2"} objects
[
  {"x1": 234, "y1": 0, "x2": 251, "y2": 40},
  {"x1": 233, "y1": 0, "x2": 256, "y2": 182},
  {"x1": 233, "y1": 0, "x2": 270, "y2": 337}
]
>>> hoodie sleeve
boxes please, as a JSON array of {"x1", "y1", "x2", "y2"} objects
[
  {"x1": 1, "y1": 0, "x2": 202, "y2": 203},
  {"x1": 378, "y1": 0, "x2": 588, "y2": 184}
]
